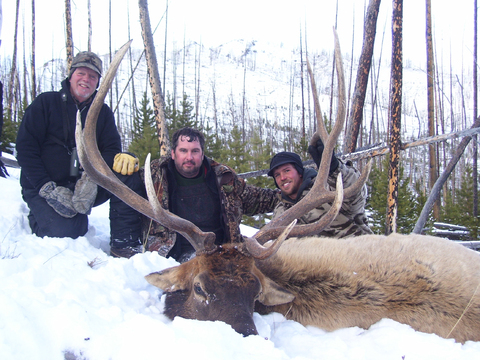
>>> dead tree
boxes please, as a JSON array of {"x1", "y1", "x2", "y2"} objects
[
  {"x1": 64, "y1": 0, "x2": 73, "y2": 70},
  {"x1": 343, "y1": 0, "x2": 381, "y2": 154},
  {"x1": 6, "y1": 0, "x2": 20, "y2": 121},
  {"x1": 426, "y1": 0, "x2": 439, "y2": 219},
  {"x1": 386, "y1": 0, "x2": 403, "y2": 234},
  {"x1": 87, "y1": 0, "x2": 92, "y2": 51},
  {"x1": 414, "y1": 117, "x2": 480, "y2": 233},
  {"x1": 31, "y1": 0, "x2": 37, "y2": 99},
  {"x1": 138, "y1": 0, "x2": 169, "y2": 155},
  {"x1": 473, "y1": 0, "x2": 478, "y2": 217}
]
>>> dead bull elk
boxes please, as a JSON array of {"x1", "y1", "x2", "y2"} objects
[{"x1": 76, "y1": 38, "x2": 480, "y2": 343}]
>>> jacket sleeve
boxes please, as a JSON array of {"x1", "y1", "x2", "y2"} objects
[
  {"x1": 327, "y1": 160, "x2": 368, "y2": 219},
  {"x1": 95, "y1": 104, "x2": 122, "y2": 168},
  {"x1": 240, "y1": 181, "x2": 280, "y2": 216},
  {"x1": 16, "y1": 94, "x2": 55, "y2": 190}
]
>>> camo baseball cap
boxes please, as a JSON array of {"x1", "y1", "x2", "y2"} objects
[{"x1": 69, "y1": 51, "x2": 103, "y2": 78}]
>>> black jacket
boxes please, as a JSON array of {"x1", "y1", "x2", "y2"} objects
[{"x1": 16, "y1": 79, "x2": 121, "y2": 191}]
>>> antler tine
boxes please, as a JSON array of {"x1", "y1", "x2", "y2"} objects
[
  {"x1": 306, "y1": 58, "x2": 329, "y2": 146},
  {"x1": 245, "y1": 219, "x2": 297, "y2": 260},
  {"x1": 254, "y1": 174, "x2": 343, "y2": 243},
  {"x1": 251, "y1": 29, "x2": 373, "y2": 251},
  {"x1": 252, "y1": 30, "x2": 346, "y2": 244},
  {"x1": 75, "y1": 40, "x2": 216, "y2": 254}
]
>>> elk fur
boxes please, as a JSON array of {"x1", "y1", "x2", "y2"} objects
[{"x1": 253, "y1": 233, "x2": 480, "y2": 343}]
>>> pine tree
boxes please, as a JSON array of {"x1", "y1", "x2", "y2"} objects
[
  {"x1": 0, "y1": 111, "x2": 20, "y2": 154},
  {"x1": 165, "y1": 92, "x2": 197, "y2": 136},
  {"x1": 221, "y1": 125, "x2": 251, "y2": 174},
  {"x1": 441, "y1": 165, "x2": 480, "y2": 239},
  {"x1": 202, "y1": 122, "x2": 223, "y2": 161},
  {"x1": 127, "y1": 91, "x2": 159, "y2": 166},
  {"x1": 366, "y1": 160, "x2": 388, "y2": 233},
  {"x1": 242, "y1": 127, "x2": 276, "y2": 228},
  {"x1": 367, "y1": 156, "x2": 426, "y2": 234}
]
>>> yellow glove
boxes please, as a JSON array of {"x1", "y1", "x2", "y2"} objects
[{"x1": 113, "y1": 152, "x2": 139, "y2": 175}]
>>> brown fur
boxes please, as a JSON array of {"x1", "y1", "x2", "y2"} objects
[{"x1": 146, "y1": 233, "x2": 480, "y2": 342}]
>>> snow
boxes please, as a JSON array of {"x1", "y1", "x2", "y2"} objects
[{"x1": 1, "y1": 163, "x2": 480, "y2": 360}]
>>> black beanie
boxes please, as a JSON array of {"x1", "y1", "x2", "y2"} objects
[{"x1": 267, "y1": 152, "x2": 304, "y2": 177}]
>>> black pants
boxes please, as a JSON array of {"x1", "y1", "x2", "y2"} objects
[{"x1": 22, "y1": 172, "x2": 146, "y2": 245}]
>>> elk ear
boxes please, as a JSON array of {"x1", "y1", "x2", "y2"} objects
[
  {"x1": 145, "y1": 266, "x2": 190, "y2": 292},
  {"x1": 258, "y1": 276, "x2": 295, "y2": 306}
]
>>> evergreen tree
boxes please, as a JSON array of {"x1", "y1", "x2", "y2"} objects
[
  {"x1": 242, "y1": 127, "x2": 276, "y2": 228},
  {"x1": 292, "y1": 135, "x2": 309, "y2": 161},
  {"x1": 367, "y1": 156, "x2": 426, "y2": 234},
  {"x1": 202, "y1": 122, "x2": 223, "y2": 161},
  {"x1": 220, "y1": 125, "x2": 251, "y2": 174},
  {"x1": 0, "y1": 112, "x2": 20, "y2": 154},
  {"x1": 127, "y1": 92, "x2": 159, "y2": 166},
  {"x1": 165, "y1": 92, "x2": 197, "y2": 136},
  {"x1": 440, "y1": 165, "x2": 480, "y2": 239}
]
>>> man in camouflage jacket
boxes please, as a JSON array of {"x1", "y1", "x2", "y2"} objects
[
  {"x1": 268, "y1": 140, "x2": 372, "y2": 238},
  {"x1": 141, "y1": 127, "x2": 279, "y2": 262}
]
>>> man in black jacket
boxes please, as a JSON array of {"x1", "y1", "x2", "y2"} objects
[{"x1": 16, "y1": 51, "x2": 144, "y2": 257}]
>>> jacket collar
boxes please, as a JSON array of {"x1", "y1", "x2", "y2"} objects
[{"x1": 281, "y1": 167, "x2": 317, "y2": 204}]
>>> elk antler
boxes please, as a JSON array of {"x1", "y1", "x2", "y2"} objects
[
  {"x1": 247, "y1": 29, "x2": 372, "y2": 251},
  {"x1": 75, "y1": 40, "x2": 218, "y2": 254}
]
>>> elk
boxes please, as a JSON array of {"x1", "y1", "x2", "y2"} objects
[{"x1": 76, "y1": 37, "x2": 480, "y2": 343}]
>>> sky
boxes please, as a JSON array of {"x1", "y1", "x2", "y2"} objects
[
  {"x1": 1, "y1": 159, "x2": 480, "y2": 359},
  {"x1": 0, "y1": 0, "x2": 475, "y2": 72}
]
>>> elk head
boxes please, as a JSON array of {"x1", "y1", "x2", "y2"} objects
[{"x1": 75, "y1": 32, "x2": 371, "y2": 336}]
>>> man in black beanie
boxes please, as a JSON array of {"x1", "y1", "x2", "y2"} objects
[{"x1": 268, "y1": 139, "x2": 372, "y2": 237}]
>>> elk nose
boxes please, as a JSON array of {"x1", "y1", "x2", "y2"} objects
[
  {"x1": 230, "y1": 316, "x2": 259, "y2": 337},
  {"x1": 236, "y1": 323, "x2": 258, "y2": 337}
]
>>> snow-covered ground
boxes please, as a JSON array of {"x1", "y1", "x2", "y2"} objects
[{"x1": 1, "y1": 162, "x2": 480, "y2": 360}]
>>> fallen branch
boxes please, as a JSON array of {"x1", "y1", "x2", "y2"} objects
[{"x1": 239, "y1": 126, "x2": 480, "y2": 179}]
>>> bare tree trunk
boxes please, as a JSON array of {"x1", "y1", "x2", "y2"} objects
[
  {"x1": 304, "y1": 24, "x2": 313, "y2": 135},
  {"x1": 22, "y1": 24, "x2": 28, "y2": 106},
  {"x1": 473, "y1": 0, "x2": 478, "y2": 217},
  {"x1": 127, "y1": 1, "x2": 137, "y2": 124},
  {"x1": 65, "y1": 0, "x2": 74, "y2": 70},
  {"x1": 344, "y1": 0, "x2": 381, "y2": 153},
  {"x1": 386, "y1": 0, "x2": 403, "y2": 235},
  {"x1": 163, "y1": 1, "x2": 168, "y2": 99},
  {"x1": 87, "y1": 0, "x2": 92, "y2": 51},
  {"x1": 426, "y1": 0, "x2": 439, "y2": 219},
  {"x1": 195, "y1": 42, "x2": 201, "y2": 124},
  {"x1": 242, "y1": 51, "x2": 247, "y2": 142},
  {"x1": 138, "y1": 0, "x2": 169, "y2": 155},
  {"x1": 300, "y1": 28, "x2": 305, "y2": 139},
  {"x1": 108, "y1": 0, "x2": 113, "y2": 109},
  {"x1": 31, "y1": 0, "x2": 37, "y2": 99},
  {"x1": 6, "y1": 0, "x2": 20, "y2": 120},
  {"x1": 329, "y1": 0, "x2": 339, "y2": 127}
]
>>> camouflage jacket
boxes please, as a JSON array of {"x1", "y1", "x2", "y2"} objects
[
  {"x1": 273, "y1": 160, "x2": 373, "y2": 238},
  {"x1": 141, "y1": 156, "x2": 280, "y2": 257}
]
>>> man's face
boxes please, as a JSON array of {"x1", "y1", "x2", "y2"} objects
[
  {"x1": 69, "y1": 67, "x2": 99, "y2": 102},
  {"x1": 171, "y1": 135, "x2": 204, "y2": 178},
  {"x1": 272, "y1": 163, "x2": 303, "y2": 200}
]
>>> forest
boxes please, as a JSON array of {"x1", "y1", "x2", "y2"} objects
[{"x1": 1, "y1": 0, "x2": 480, "y2": 240}]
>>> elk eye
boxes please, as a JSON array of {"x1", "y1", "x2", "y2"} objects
[{"x1": 194, "y1": 283, "x2": 206, "y2": 297}]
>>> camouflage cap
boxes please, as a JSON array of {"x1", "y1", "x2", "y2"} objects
[{"x1": 69, "y1": 51, "x2": 102, "y2": 78}]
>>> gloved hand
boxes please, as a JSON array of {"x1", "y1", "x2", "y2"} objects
[
  {"x1": 72, "y1": 171, "x2": 98, "y2": 215},
  {"x1": 113, "y1": 152, "x2": 139, "y2": 175},
  {"x1": 39, "y1": 181, "x2": 77, "y2": 218},
  {"x1": 307, "y1": 138, "x2": 339, "y2": 174}
]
